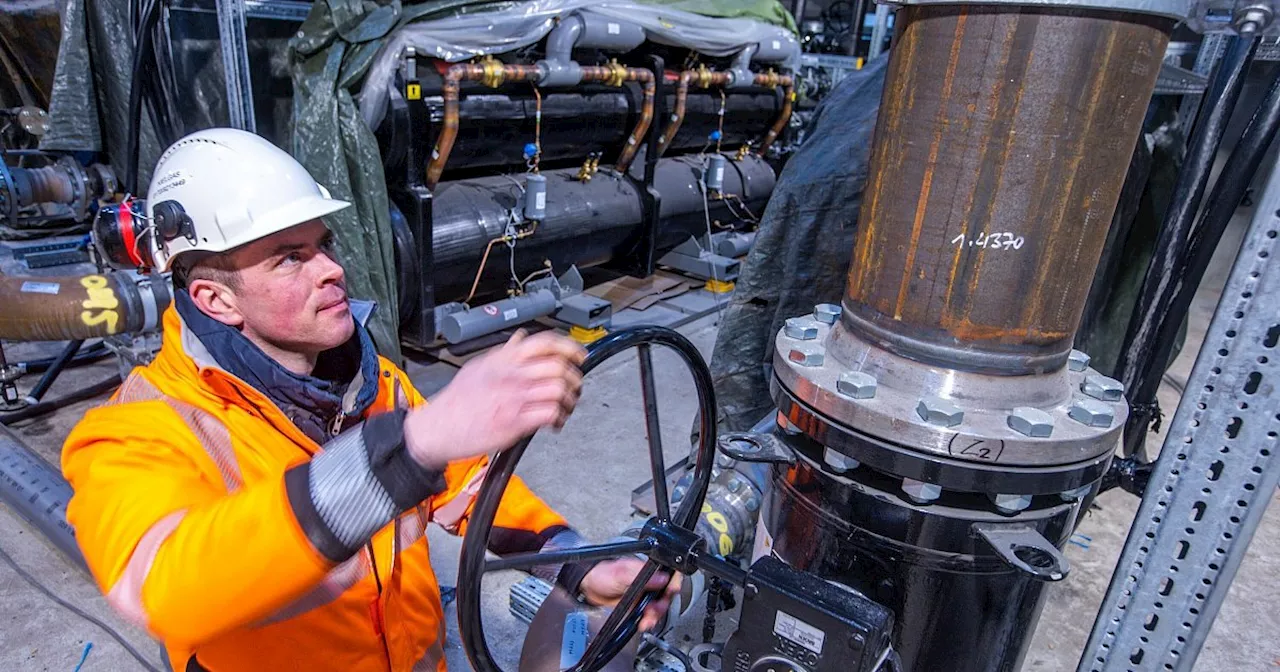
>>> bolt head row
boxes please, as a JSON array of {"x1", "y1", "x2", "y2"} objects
[
  {"x1": 1069, "y1": 398, "x2": 1115, "y2": 427},
  {"x1": 823, "y1": 447, "x2": 860, "y2": 472},
  {"x1": 837, "y1": 371, "x2": 877, "y2": 399},
  {"x1": 991, "y1": 493, "x2": 1032, "y2": 514}
]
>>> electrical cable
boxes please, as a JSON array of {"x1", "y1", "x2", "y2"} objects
[
  {"x1": 0, "y1": 375, "x2": 121, "y2": 425},
  {"x1": 0, "y1": 542, "x2": 163, "y2": 672},
  {"x1": 125, "y1": 0, "x2": 162, "y2": 194},
  {"x1": 16, "y1": 341, "x2": 109, "y2": 374}
]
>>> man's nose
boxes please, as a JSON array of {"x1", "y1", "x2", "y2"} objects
[{"x1": 313, "y1": 250, "x2": 346, "y2": 286}]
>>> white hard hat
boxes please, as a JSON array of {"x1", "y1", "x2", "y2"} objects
[{"x1": 145, "y1": 128, "x2": 350, "y2": 271}]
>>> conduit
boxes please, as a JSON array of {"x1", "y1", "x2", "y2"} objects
[
  {"x1": 579, "y1": 62, "x2": 656, "y2": 174},
  {"x1": 656, "y1": 69, "x2": 793, "y2": 159}
]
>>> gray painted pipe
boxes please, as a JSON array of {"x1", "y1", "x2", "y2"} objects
[
  {"x1": 0, "y1": 424, "x2": 85, "y2": 570},
  {"x1": 441, "y1": 289, "x2": 559, "y2": 344},
  {"x1": 538, "y1": 13, "x2": 645, "y2": 87},
  {"x1": 728, "y1": 44, "x2": 760, "y2": 89}
]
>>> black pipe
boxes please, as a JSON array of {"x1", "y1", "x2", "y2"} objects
[
  {"x1": 0, "y1": 375, "x2": 121, "y2": 425},
  {"x1": 0, "y1": 425, "x2": 86, "y2": 569},
  {"x1": 1115, "y1": 35, "x2": 1259, "y2": 458},
  {"x1": 25, "y1": 340, "x2": 84, "y2": 404}
]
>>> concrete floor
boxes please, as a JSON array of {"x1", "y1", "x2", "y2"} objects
[{"x1": 1, "y1": 215, "x2": 1278, "y2": 670}]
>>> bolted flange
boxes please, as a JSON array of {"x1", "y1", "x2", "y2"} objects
[
  {"x1": 1059, "y1": 485, "x2": 1093, "y2": 502},
  {"x1": 917, "y1": 396, "x2": 963, "y2": 427},
  {"x1": 813, "y1": 303, "x2": 842, "y2": 324},
  {"x1": 788, "y1": 346, "x2": 825, "y2": 367},
  {"x1": 902, "y1": 478, "x2": 941, "y2": 504},
  {"x1": 1069, "y1": 398, "x2": 1115, "y2": 428},
  {"x1": 1067, "y1": 349, "x2": 1091, "y2": 372},
  {"x1": 836, "y1": 371, "x2": 878, "y2": 399},
  {"x1": 1082, "y1": 374, "x2": 1125, "y2": 402},
  {"x1": 1008, "y1": 407, "x2": 1054, "y2": 438},
  {"x1": 784, "y1": 316, "x2": 819, "y2": 340},
  {"x1": 991, "y1": 493, "x2": 1032, "y2": 514}
]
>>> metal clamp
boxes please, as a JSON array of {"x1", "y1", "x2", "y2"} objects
[
  {"x1": 716, "y1": 431, "x2": 795, "y2": 465},
  {"x1": 973, "y1": 524, "x2": 1070, "y2": 582}
]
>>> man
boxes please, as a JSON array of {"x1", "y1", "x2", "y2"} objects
[{"x1": 63, "y1": 128, "x2": 675, "y2": 671}]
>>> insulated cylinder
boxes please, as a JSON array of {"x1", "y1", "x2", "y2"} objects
[
  {"x1": 704, "y1": 154, "x2": 726, "y2": 192},
  {"x1": 440, "y1": 289, "x2": 559, "y2": 344},
  {"x1": 843, "y1": 6, "x2": 1173, "y2": 375},
  {"x1": 524, "y1": 173, "x2": 547, "y2": 221}
]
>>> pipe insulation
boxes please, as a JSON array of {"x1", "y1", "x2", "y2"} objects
[
  {"x1": 0, "y1": 272, "x2": 170, "y2": 342},
  {"x1": 0, "y1": 424, "x2": 85, "y2": 570}
]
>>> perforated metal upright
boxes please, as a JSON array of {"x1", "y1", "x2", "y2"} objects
[{"x1": 1079, "y1": 159, "x2": 1280, "y2": 671}]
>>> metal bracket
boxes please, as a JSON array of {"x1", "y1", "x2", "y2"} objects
[
  {"x1": 973, "y1": 524, "x2": 1070, "y2": 582},
  {"x1": 1078, "y1": 153, "x2": 1280, "y2": 671},
  {"x1": 717, "y1": 431, "x2": 795, "y2": 465},
  {"x1": 216, "y1": 0, "x2": 257, "y2": 131}
]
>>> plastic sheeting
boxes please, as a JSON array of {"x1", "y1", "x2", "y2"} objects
[
  {"x1": 0, "y1": 0, "x2": 62, "y2": 110},
  {"x1": 358, "y1": 0, "x2": 802, "y2": 129},
  {"x1": 700, "y1": 56, "x2": 887, "y2": 435}
]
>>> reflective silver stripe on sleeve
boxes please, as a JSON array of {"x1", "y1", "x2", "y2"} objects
[{"x1": 308, "y1": 428, "x2": 398, "y2": 549}]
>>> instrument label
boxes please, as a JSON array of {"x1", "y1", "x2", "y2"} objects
[{"x1": 774, "y1": 610, "x2": 825, "y2": 654}]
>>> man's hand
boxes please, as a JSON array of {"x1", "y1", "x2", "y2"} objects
[
  {"x1": 404, "y1": 330, "x2": 587, "y2": 469},
  {"x1": 579, "y1": 557, "x2": 682, "y2": 632}
]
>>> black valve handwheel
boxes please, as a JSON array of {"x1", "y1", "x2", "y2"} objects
[{"x1": 457, "y1": 326, "x2": 720, "y2": 672}]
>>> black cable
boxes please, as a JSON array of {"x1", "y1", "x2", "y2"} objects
[
  {"x1": 17, "y1": 342, "x2": 110, "y2": 374},
  {"x1": 25, "y1": 340, "x2": 84, "y2": 404},
  {"x1": 0, "y1": 542, "x2": 163, "y2": 672},
  {"x1": 125, "y1": 0, "x2": 162, "y2": 194},
  {"x1": 0, "y1": 375, "x2": 121, "y2": 425},
  {"x1": 1114, "y1": 34, "x2": 1259, "y2": 459}
]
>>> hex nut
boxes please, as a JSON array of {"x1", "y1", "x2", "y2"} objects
[
  {"x1": 992, "y1": 493, "x2": 1032, "y2": 514},
  {"x1": 717, "y1": 452, "x2": 736, "y2": 469},
  {"x1": 1082, "y1": 374, "x2": 1125, "y2": 402},
  {"x1": 1068, "y1": 349, "x2": 1091, "y2": 372},
  {"x1": 837, "y1": 371, "x2": 878, "y2": 399},
  {"x1": 916, "y1": 397, "x2": 964, "y2": 427},
  {"x1": 902, "y1": 478, "x2": 941, "y2": 504},
  {"x1": 813, "y1": 303, "x2": 842, "y2": 324},
  {"x1": 823, "y1": 447, "x2": 861, "y2": 472},
  {"x1": 788, "y1": 347, "x2": 825, "y2": 367},
  {"x1": 727, "y1": 479, "x2": 743, "y2": 493},
  {"x1": 783, "y1": 316, "x2": 819, "y2": 340},
  {"x1": 1008, "y1": 407, "x2": 1055, "y2": 438},
  {"x1": 1069, "y1": 398, "x2": 1115, "y2": 428}
]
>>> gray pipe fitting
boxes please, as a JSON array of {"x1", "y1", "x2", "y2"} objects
[{"x1": 727, "y1": 44, "x2": 759, "y2": 89}]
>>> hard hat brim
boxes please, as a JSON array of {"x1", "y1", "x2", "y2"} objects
[{"x1": 161, "y1": 194, "x2": 352, "y2": 271}]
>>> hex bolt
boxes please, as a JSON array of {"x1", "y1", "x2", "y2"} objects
[
  {"x1": 1008, "y1": 407, "x2": 1055, "y2": 438},
  {"x1": 1068, "y1": 349, "x2": 1091, "y2": 372},
  {"x1": 837, "y1": 371, "x2": 878, "y2": 399},
  {"x1": 746, "y1": 497, "x2": 760, "y2": 513},
  {"x1": 823, "y1": 447, "x2": 861, "y2": 473},
  {"x1": 783, "y1": 316, "x2": 819, "y2": 341},
  {"x1": 813, "y1": 303, "x2": 842, "y2": 324},
  {"x1": 1069, "y1": 398, "x2": 1115, "y2": 428},
  {"x1": 1082, "y1": 374, "x2": 1125, "y2": 402},
  {"x1": 672, "y1": 485, "x2": 687, "y2": 502},
  {"x1": 991, "y1": 493, "x2": 1033, "y2": 514},
  {"x1": 916, "y1": 397, "x2": 964, "y2": 427},
  {"x1": 727, "y1": 479, "x2": 743, "y2": 493},
  {"x1": 901, "y1": 478, "x2": 941, "y2": 504},
  {"x1": 1059, "y1": 485, "x2": 1093, "y2": 502},
  {"x1": 788, "y1": 347, "x2": 825, "y2": 367},
  {"x1": 717, "y1": 452, "x2": 736, "y2": 469}
]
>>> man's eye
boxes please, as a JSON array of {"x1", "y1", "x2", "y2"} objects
[{"x1": 282, "y1": 252, "x2": 303, "y2": 265}]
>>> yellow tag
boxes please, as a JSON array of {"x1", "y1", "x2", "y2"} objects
[{"x1": 407, "y1": 83, "x2": 422, "y2": 100}]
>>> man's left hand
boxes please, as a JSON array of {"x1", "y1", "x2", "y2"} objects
[{"x1": 579, "y1": 557, "x2": 682, "y2": 632}]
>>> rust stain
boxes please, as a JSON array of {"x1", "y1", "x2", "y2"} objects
[
  {"x1": 1019, "y1": 25, "x2": 1118, "y2": 330},
  {"x1": 893, "y1": 10, "x2": 968, "y2": 320},
  {"x1": 942, "y1": 13, "x2": 1018, "y2": 322},
  {"x1": 944, "y1": 316, "x2": 1070, "y2": 343}
]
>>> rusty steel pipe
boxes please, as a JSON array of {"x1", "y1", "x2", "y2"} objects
[
  {"x1": 843, "y1": 6, "x2": 1172, "y2": 375},
  {"x1": 656, "y1": 69, "x2": 733, "y2": 158},
  {"x1": 580, "y1": 64, "x2": 656, "y2": 173},
  {"x1": 425, "y1": 62, "x2": 543, "y2": 190}
]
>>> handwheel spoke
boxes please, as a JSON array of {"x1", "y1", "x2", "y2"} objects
[
  {"x1": 637, "y1": 344, "x2": 670, "y2": 520},
  {"x1": 483, "y1": 539, "x2": 653, "y2": 574},
  {"x1": 573, "y1": 559, "x2": 663, "y2": 671}
]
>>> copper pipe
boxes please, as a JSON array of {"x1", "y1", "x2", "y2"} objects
[
  {"x1": 425, "y1": 62, "x2": 543, "y2": 190},
  {"x1": 580, "y1": 63, "x2": 656, "y2": 174},
  {"x1": 655, "y1": 69, "x2": 732, "y2": 159},
  {"x1": 754, "y1": 72, "x2": 794, "y2": 156}
]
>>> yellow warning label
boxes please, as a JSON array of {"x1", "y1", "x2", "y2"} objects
[{"x1": 407, "y1": 83, "x2": 422, "y2": 100}]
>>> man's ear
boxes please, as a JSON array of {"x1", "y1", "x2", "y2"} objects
[{"x1": 188, "y1": 279, "x2": 245, "y2": 328}]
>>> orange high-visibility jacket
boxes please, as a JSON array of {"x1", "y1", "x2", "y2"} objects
[{"x1": 62, "y1": 307, "x2": 568, "y2": 671}]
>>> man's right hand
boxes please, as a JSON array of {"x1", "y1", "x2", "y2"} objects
[{"x1": 403, "y1": 330, "x2": 588, "y2": 470}]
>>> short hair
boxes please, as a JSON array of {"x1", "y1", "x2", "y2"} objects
[{"x1": 171, "y1": 251, "x2": 241, "y2": 292}]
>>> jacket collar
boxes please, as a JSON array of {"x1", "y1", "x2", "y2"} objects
[{"x1": 169, "y1": 290, "x2": 380, "y2": 444}]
